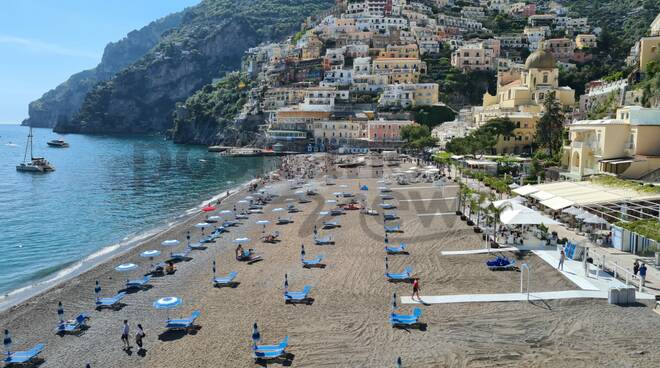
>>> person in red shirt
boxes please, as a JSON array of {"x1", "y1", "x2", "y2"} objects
[{"x1": 412, "y1": 277, "x2": 421, "y2": 301}]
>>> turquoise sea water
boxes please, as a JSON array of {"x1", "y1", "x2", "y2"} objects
[{"x1": 0, "y1": 125, "x2": 276, "y2": 297}]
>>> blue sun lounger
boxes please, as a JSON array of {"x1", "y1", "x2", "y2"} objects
[
  {"x1": 390, "y1": 308, "x2": 422, "y2": 326},
  {"x1": 3, "y1": 343, "x2": 45, "y2": 365},
  {"x1": 56, "y1": 313, "x2": 89, "y2": 333},
  {"x1": 314, "y1": 236, "x2": 333, "y2": 245},
  {"x1": 379, "y1": 187, "x2": 392, "y2": 193},
  {"x1": 95, "y1": 292, "x2": 126, "y2": 309},
  {"x1": 170, "y1": 247, "x2": 192, "y2": 261},
  {"x1": 223, "y1": 220, "x2": 239, "y2": 227},
  {"x1": 213, "y1": 271, "x2": 238, "y2": 287},
  {"x1": 380, "y1": 203, "x2": 397, "y2": 209},
  {"x1": 385, "y1": 243, "x2": 407, "y2": 255},
  {"x1": 386, "y1": 267, "x2": 413, "y2": 281},
  {"x1": 254, "y1": 336, "x2": 289, "y2": 352},
  {"x1": 322, "y1": 221, "x2": 339, "y2": 229},
  {"x1": 235, "y1": 213, "x2": 249, "y2": 219},
  {"x1": 486, "y1": 256, "x2": 517, "y2": 270},
  {"x1": 383, "y1": 212, "x2": 398, "y2": 221},
  {"x1": 284, "y1": 285, "x2": 312, "y2": 303},
  {"x1": 384, "y1": 224, "x2": 401, "y2": 233},
  {"x1": 126, "y1": 275, "x2": 152, "y2": 290},
  {"x1": 166, "y1": 310, "x2": 201, "y2": 331},
  {"x1": 380, "y1": 194, "x2": 394, "y2": 200},
  {"x1": 302, "y1": 255, "x2": 324, "y2": 268},
  {"x1": 252, "y1": 336, "x2": 289, "y2": 360},
  {"x1": 189, "y1": 242, "x2": 207, "y2": 250}
]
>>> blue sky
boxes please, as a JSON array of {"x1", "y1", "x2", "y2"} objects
[{"x1": 0, "y1": 0, "x2": 200, "y2": 123}]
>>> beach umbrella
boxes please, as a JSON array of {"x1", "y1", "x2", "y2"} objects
[
  {"x1": 319, "y1": 211, "x2": 330, "y2": 216},
  {"x1": 233, "y1": 237, "x2": 250, "y2": 244},
  {"x1": 220, "y1": 210, "x2": 233, "y2": 215},
  {"x1": 583, "y1": 214, "x2": 608, "y2": 225},
  {"x1": 294, "y1": 190, "x2": 305, "y2": 195},
  {"x1": 339, "y1": 184, "x2": 348, "y2": 188},
  {"x1": 238, "y1": 200, "x2": 249, "y2": 204},
  {"x1": 245, "y1": 196, "x2": 254, "y2": 201},
  {"x1": 284, "y1": 273, "x2": 289, "y2": 292},
  {"x1": 301, "y1": 244, "x2": 306, "y2": 258},
  {"x1": 396, "y1": 356, "x2": 402, "y2": 368},
  {"x1": 326, "y1": 199, "x2": 337, "y2": 204},
  {"x1": 252, "y1": 322, "x2": 261, "y2": 345},
  {"x1": 57, "y1": 301, "x2": 64, "y2": 322},
  {"x1": 153, "y1": 296, "x2": 182, "y2": 320},
  {"x1": 202, "y1": 205, "x2": 216, "y2": 212},
  {"x1": 212, "y1": 260, "x2": 217, "y2": 277},
  {"x1": 141, "y1": 250, "x2": 161, "y2": 259},
  {"x1": 195, "y1": 222, "x2": 211, "y2": 235},
  {"x1": 256, "y1": 219, "x2": 270, "y2": 233},
  {"x1": 208, "y1": 215, "x2": 222, "y2": 222},
  {"x1": 161, "y1": 239, "x2": 181, "y2": 247},
  {"x1": 115, "y1": 263, "x2": 138, "y2": 272},
  {"x1": 332, "y1": 192, "x2": 343, "y2": 197},
  {"x1": 285, "y1": 198, "x2": 295, "y2": 202},
  {"x1": 3, "y1": 329, "x2": 11, "y2": 355},
  {"x1": 392, "y1": 292, "x2": 397, "y2": 310},
  {"x1": 272, "y1": 207, "x2": 285, "y2": 213},
  {"x1": 385, "y1": 257, "x2": 389, "y2": 272}
]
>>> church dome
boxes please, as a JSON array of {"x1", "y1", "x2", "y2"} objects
[{"x1": 524, "y1": 49, "x2": 556, "y2": 69}]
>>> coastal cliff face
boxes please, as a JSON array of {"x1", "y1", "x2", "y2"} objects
[
  {"x1": 54, "y1": 0, "x2": 335, "y2": 137},
  {"x1": 21, "y1": 12, "x2": 185, "y2": 128}
]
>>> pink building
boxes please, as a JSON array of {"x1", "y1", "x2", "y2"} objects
[{"x1": 367, "y1": 120, "x2": 417, "y2": 142}]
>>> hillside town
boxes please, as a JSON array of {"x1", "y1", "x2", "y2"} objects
[{"x1": 235, "y1": 0, "x2": 659, "y2": 183}]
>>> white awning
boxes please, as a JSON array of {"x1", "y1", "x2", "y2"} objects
[
  {"x1": 530, "y1": 190, "x2": 555, "y2": 201},
  {"x1": 540, "y1": 196, "x2": 574, "y2": 211},
  {"x1": 500, "y1": 206, "x2": 560, "y2": 225},
  {"x1": 512, "y1": 185, "x2": 539, "y2": 196}
]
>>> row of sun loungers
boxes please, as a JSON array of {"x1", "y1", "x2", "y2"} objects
[{"x1": 3, "y1": 343, "x2": 45, "y2": 365}]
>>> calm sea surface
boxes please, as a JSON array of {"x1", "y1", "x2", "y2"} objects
[{"x1": 0, "y1": 125, "x2": 276, "y2": 296}]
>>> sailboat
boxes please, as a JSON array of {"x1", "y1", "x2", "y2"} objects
[{"x1": 16, "y1": 126, "x2": 55, "y2": 173}]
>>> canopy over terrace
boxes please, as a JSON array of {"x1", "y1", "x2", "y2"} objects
[{"x1": 513, "y1": 181, "x2": 660, "y2": 206}]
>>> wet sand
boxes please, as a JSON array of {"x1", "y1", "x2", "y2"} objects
[{"x1": 1, "y1": 156, "x2": 659, "y2": 367}]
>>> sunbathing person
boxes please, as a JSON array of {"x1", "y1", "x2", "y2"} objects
[
  {"x1": 235, "y1": 244, "x2": 244, "y2": 259},
  {"x1": 165, "y1": 261, "x2": 176, "y2": 275}
]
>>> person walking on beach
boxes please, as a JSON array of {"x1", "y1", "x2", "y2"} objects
[
  {"x1": 121, "y1": 320, "x2": 130, "y2": 350},
  {"x1": 639, "y1": 263, "x2": 647, "y2": 288},
  {"x1": 558, "y1": 248, "x2": 565, "y2": 271},
  {"x1": 135, "y1": 324, "x2": 146, "y2": 352},
  {"x1": 411, "y1": 277, "x2": 421, "y2": 301},
  {"x1": 633, "y1": 260, "x2": 640, "y2": 276}
]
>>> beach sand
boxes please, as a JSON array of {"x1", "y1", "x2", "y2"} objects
[{"x1": 1, "y1": 156, "x2": 659, "y2": 367}]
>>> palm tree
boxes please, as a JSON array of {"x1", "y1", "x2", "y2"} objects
[
  {"x1": 457, "y1": 183, "x2": 471, "y2": 216},
  {"x1": 486, "y1": 199, "x2": 514, "y2": 247}
]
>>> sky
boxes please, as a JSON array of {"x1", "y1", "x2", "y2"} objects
[{"x1": 0, "y1": 0, "x2": 201, "y2": 124}]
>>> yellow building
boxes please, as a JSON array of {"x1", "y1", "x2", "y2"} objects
[
  {"x1": 372, "y1": 57, "x2": 427, "y2": 84},
  {"x1": 379, "y1": 44, "x2": 419, "y2": 59},
  {"x1": 575, "y1": 34, "x2": 597, "y2": 50},
  {"x1": 312, "y1": 120, "x2": 362, "y2": 145},
  {"x1": 478, "y1": 49, "x2": 575, "y2": 154},
  {"x1": 301, "y1": 32, "x2": 323, "y2": 60},
  {"x1": 639, "y1": 36, "x2": 660, "y2": 73},
  {"x1": 562, "y1": 106, "x2": 660, "y2": 180}
]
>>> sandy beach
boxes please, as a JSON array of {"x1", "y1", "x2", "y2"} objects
[{"x1": 1, "y1": 154, "x2": 659, "y2": 368}]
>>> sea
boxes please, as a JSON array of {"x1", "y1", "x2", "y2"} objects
[{"x1": 0, "y1": 124, "x2": 277, "y2": 304}]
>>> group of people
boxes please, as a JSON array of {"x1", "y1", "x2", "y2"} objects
[
  {"x1": 633, "y1": 260, "x2": 648, "y2": 286},
  {"x1": 120, "y1": 320, "x2": 146, "y2": 352}
]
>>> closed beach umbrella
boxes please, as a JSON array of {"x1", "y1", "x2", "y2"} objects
[
  {"x1": 396, "y1": 356, "x2": 402, "y2": 368},
  {"x1": 301, "y1": 244, "x2": 306, "y2": 257},
  {"x1": 212, "y1": 260, "x2": 216, "y2": 277},
  {"x1": 3, "y1": 329, "x2": 11, "y2": 355},
  {"x1": 233, "y1": 237, "x2": 250, "y2": 244},
  {"x1": 284, "y1": 274, "x2": 289, "y2": 292},
  {"x1": 385, "y1": 257, "x2": 389, "y2": 272},
  {"x1": 272, "y1": 208, "x2": 285, "y2": 213},
  {"x1": 57, "y1": 301, "x2": 64, "y2": 322},
  {"x1": 115, "y1": 263, "x2": 138, "y2": 273},
  {"x1": 392, "y1": 292, "x2": 397, "y2": 310},
  {"x1": 94, "y1": 281, "x2": 101, "y2": 298},
  {"x1": 252, "y1": 322, "x2": 261, "y2": 344},
  {"x1": 161, "y1": 239, "x2": 180, "y2": 247},
  {"x1": 153, "y1": 296, "x2": 182, "y2": 320}
]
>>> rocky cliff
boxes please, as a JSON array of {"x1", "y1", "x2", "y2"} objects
[
  {"x1": 21, "y1": 12, "x2": 185, "y2": 128},
  {"x1": 55, "y1": 0, "x2": 335, "y2": 136}
]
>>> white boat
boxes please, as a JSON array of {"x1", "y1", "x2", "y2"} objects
[
  {"x1": 16, "y1": 127, "x2": 55, "y2": 173},
  {"x1": 47, "y1": 139, "x2": 69, "y2": 148}
]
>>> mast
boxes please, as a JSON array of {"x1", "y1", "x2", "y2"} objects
[{"x1": 22, "y1": 126, "x2": 33, "y2": 163}]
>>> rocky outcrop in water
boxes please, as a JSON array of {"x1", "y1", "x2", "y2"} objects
[{"x1": 21, "y1": 12, "x2": 185, "y2": 128}]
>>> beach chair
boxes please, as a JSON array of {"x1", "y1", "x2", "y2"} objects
[
  {"x1": 322, "y1": 220, "x2": 340, "y2": 229},
  {"x1": 235, "y1": 213, "x2": 249, "y2": 220},
  {"x1": 302, "y1": 255, "x2": 325, "y2": 268},
  {"x1": 95, "y1": 292, "x2": 126, "y2": 309},
  {"x1": 277, "y1": 217, "x2": 293, "y2": 225},
  {"x1": 166, "y1": 310, "x2": 200, "y2": 332},
  {"x1": 380, "y1": 203, "x2": 397, "y2": 210},
  {"x1": 330, "y1": 208, "x2": 344, "y2": 216},
  {"x1": 385, "y1": 243, "x2": 407, "y2": 255},
  {"x1": 223, "y1": 220, "x2": 239, "y2": 227},
  {"x1": 390, "y1": 308, "x2": 422, "y2": 327},
  {"x1": 384, "y1": 224, "x2": 402, "y2": 233},
  {"x1": 298, "y1": 197, "x2": 311, "y2": 204},
  {"x1": 254, "y1": 336, "x2": 289, "y2": 352},
  {"x1": 252, "y1": 336, "x2": 289, "y2": 360},
  {"x1": 249, "y1": 204, "x2": 263, "y2": 210},
  {"x1": 380, "y1": 194, "x2": 394, "y2": 200},
  {"x1": 287, "y1": 205, "x2": 300, "y2": 213},
  {"x1": 284, "y1": 285, "x2": 313, "y2": 304},
  {"x1": 126, "y1": 275, "x2": 152, "y2": 290},
  {"x1": 213, "y1": 271, "x2": 238, "y2": 287},
  {"x1": 249, "y1": 209, "x2": 263, "y2": 214},
  {"x1": 383, "y1": 212, "x2": 398, "y2": 221},
  {"x1": 379, "y1": 187, "x2": 392, "y2": 193},
  {"x1": 55, "y1": 313, "x2": 90, "y2": 334},
  {"x1": 386, "y1": 267, "x2": 413, "y2": 282},
  {"x1": 3, "y1": 343, "x2": 45, "y2": 365},
  {"x1": 486, "y1": 256, "x2": 517, "y2": 271},
  {"x1": 314, "y1": 236, "x2": 334, "y2": 245},
  {"x1": 189, "y1": 242, "x2": 207, "y2": 250},
  {"x1": 170, "y1": 247, "x2": 192, "y2": 261},
  {"x1": 262, "y1": 231, "x2": 280, "y2": 243}
]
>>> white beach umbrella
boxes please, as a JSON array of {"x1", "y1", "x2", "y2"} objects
[
  {"x1": 153, "y1": 296, "x2": 182, "y2": 320},
  {"x1": 161, "y1": 239, "x2": 181, "y2": 247},
  {"x1": 140, "y1": 250, "x2": 161, "y2": 259},
  {"x1": 115, "y1": 263, "x2": 138, "y2": 272},
  {"x1": 272, "y1": 207, "x2": 285, "y2": 212},
  {"x1": 207, "y1": 215, "x2": 222, "y2": 222},
  {"x1": 500, "y1": 208, "x2": 560, "y2": 225},
  {"x1": 233, "y1": 237, "x2": 250, "y2": 244},
  {"x1": 326, "y1": 199, "x2": 337, "y2": 204}
]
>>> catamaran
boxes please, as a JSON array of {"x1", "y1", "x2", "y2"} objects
[{"x1": 16, "y1": 126, "x2": 55, "y2": 173}]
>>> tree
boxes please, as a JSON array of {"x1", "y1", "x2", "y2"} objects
[
  {"x1": 401, "y1": 125, "x2": 438, "y2": 150},
  {"x1": 536, "y1": 91, "x2": 565, "y2": 157},
  {"x1": 484, "y1": 117, "x2": 516, "y2": 147}
]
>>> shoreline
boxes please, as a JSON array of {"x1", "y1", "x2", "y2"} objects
[{"x1": 0, "y1": 174, "x2": 263, "y2": 313}]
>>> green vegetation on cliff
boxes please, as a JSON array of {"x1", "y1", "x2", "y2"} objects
[{"x1": 57, "y1": 0, "x2": 335, "y2": 136}]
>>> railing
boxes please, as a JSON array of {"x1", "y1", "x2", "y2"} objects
[{"x1": 520, "y1": 263, "x2": 531, "y2": 300}]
